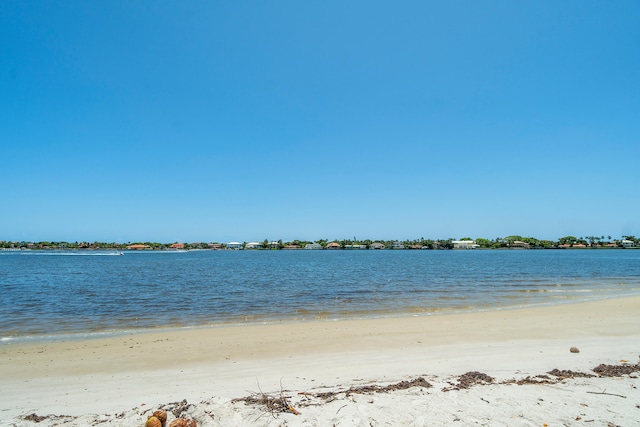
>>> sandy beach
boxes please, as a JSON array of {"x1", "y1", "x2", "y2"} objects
[{"x1": 2, "y1": 297, "x2": 640, "y2": 426}]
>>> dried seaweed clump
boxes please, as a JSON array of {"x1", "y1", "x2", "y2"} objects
[
  {"x1": 233, "y1": 391, "x2": 300, "y2": 416},
  {"x1": 161, "y1": 399, "x2": 194, "y2": 419},
  {"x1": 380, "y1": 377, "x2": 432, "y2": 392},
  {"x1": 443, "y1": 371, "x2": 494, "y2": 391},
  {"x1": 21, "y1": 413, "x2": 76, "y2": 423},
  {"x1": 346, "y1": 377, "x2": 433, "y2": 396},
  {"x1": 312, "y1": 377, "x2": 432, "y2": 400},
  {"x1": 593, "y1": 363, "x2": 640, "y2": 377},
  {"x1": 514, "y1": 375, "x2": 557, "y2": 385},
  {"x1": 547, "y1": 369, "x2": 595, "y2": 379},
  {"x1": 22, "y1": 413, "x2": 48, "y2": 422}
]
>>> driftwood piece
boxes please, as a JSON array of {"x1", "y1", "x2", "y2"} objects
[{"x1": 586, "y1": 390, "x2": 627, "y2": 398}]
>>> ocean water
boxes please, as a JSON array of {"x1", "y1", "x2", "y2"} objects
[{"x1": 1, "y1": 249, "x2": 640, "y2": 341}]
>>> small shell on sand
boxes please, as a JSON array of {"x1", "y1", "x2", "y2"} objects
[{"x1": 570, "y1": 347, "x2": 580, "y2": 353}]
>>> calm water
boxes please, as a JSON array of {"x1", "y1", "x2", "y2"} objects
[{"x1": 1, "y1": 249, "x2": 640, "y2": 341}]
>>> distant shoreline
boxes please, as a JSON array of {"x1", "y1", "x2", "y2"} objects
[
  {"x1": 1, "y1": 245, "x2": 638, "y2": 251},
  {"x1": 2, "y1": 234, "x2": 639, "y2": 251}
]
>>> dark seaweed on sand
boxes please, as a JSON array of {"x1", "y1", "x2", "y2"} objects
[
  {"x1": 442, "y1": 371, "x2": 495, "y2": 391},
  {"x1": 593, "y1": 363, "x2": 640, "y2": 377},
  {"x1": 547, "y1": 369, "x2": 596, "y2": 379}
]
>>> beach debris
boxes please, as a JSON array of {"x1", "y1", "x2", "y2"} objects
[
  {"x1": 586, "y1": 390, "x2": 627, "y2": 399},
  {"x1": 312, "y1": 377, "x2": 432, "y2": 400},
  {"x1": 168, "y1": 419, "x2": 197, "y2": 427},
  {"x1": 146, "y1": 416, "x2": 163, "y2": 427},
  {"x1": 153, "y1": 409, "x2": 168, "y2": 425},
  {"x1": 162, "y1": 399, "x2": 194, "y2": 419},
  {"x1": 233, "y1": 390, "x2": 300, "y2": 416},
  {"x1": 20, "y1": 413, "x2": 76, "y2": 423},
  {"x1": 443, "y1": 371, "x2": 494, "y2": 391},
  {"x1": 343, "y1": 377, "x2": 432, "y2": 396},
  {"x1": 593, "y1": 362, "x2": 640, "y2": 377},
  {"x1": 22, "y1": 413, "x2": 49, "y2": 422},
  {"x1": 547, "y1": 369, "x2": 595, "y2": 379},
  {"x1": 512, "y1": 375, "x2": 557, "y2": 385},
  {"x1": 232, "y1": 379, "x2": 301, "y2": 417},
  {"x1": 570, "y1": 346, "x2": 580, "y2": 353}
]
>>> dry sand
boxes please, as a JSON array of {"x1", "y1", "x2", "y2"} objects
[{"x1": 2, "y1": 297, "x2": 640, "y2": 426}]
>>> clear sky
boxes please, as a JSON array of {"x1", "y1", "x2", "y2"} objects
[{"x1": 1, "y1": 1, "x2": 639, "y2": 243}]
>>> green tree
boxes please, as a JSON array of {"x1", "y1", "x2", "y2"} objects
[
  {"x1": 558, "y1": 236, "x2": 578, "y2": 245},
  {"x1": 475, "y1": 238, "x2": 493, "y2": 248}
]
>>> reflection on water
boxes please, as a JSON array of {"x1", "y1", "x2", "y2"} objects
[{"x1": 1, "y1": 249, "x2": 640, "y2": 339}]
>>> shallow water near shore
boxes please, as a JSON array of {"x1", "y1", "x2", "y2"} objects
[{"x1": 2, "y1": 249, "x2": 640, "y2": 340}]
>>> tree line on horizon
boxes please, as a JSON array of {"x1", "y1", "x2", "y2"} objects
[{"x1": 1, "y1": 234, "x2": 638, "y2": 250}]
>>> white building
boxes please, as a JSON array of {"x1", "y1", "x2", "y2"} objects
[
  {"x1": 452, "y1": 240, "x2": 480, "y2": 249},
  {"x1": 621, "y1": 240, "x2": 635, "y2": 248},
  {"x1": 227, "y1": 242, "x2": 243, "y2": 250},
  {"x1": 245, "y1": 242, "x2": 262, "y2": 249},
  {"x1": 304, "y1": 243, "x2": 323, "y2": 250}
]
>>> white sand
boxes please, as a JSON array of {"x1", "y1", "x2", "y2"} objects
[{"x1": 2, "y1": 297, "x2": 640, "y2": 426}]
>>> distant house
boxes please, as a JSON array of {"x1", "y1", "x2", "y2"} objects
[
  {"x1": 621, "y1": 240, "x2": 635, "y2": 248},
  {"x1": 370, "y1": 242, "x2": 386, "y2": 250},
  {"x1": 410, "y1": 244, "x2": 423, "y2": 250},
  {"x1": 326, "y1": 242, "x2": 341, "y2": 250},
  {"x1": 208, "y1": 243, "x2": 223, "y2": 250},
  {"x1": 452, "y1": 240, "x2": 479, "y2": 249},
  {"x1": 305, "y1": 243, "x2": 323, "y2": 250},
  {"x1": 170, "y1": 243, "x2": 185, "y2": 249},
  {"x1": 283, "y1": 244, "x2": 301, "y2": 250},
  {"x1": 245, "y1": 242, "x2": 262, "y2": 250},
  {"x1": 344, "y1": 244, "x2": 367, "y2": 250},
  {"x1": 390, "y1": 241, "x2": 405, "y2": 250},
  {"x1": 269, "y1": 241, "x2": 280, "y2": 249},
  {"x1": 572, "y1": 244, "x2": 587, "y2": 248},
  {"x1": 511, "y1": 241, "x2": 531, "y2": 249},
  {"x1": 126, "y1": 244, "x2": 151, "y2": 250},
  {"x1": 227, "y1": 242, "x2": 243, "y2": 250}
]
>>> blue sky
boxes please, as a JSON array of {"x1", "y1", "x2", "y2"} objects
[{"x1": 1, "y1": 1, "x2": 639, "y2": 243}]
